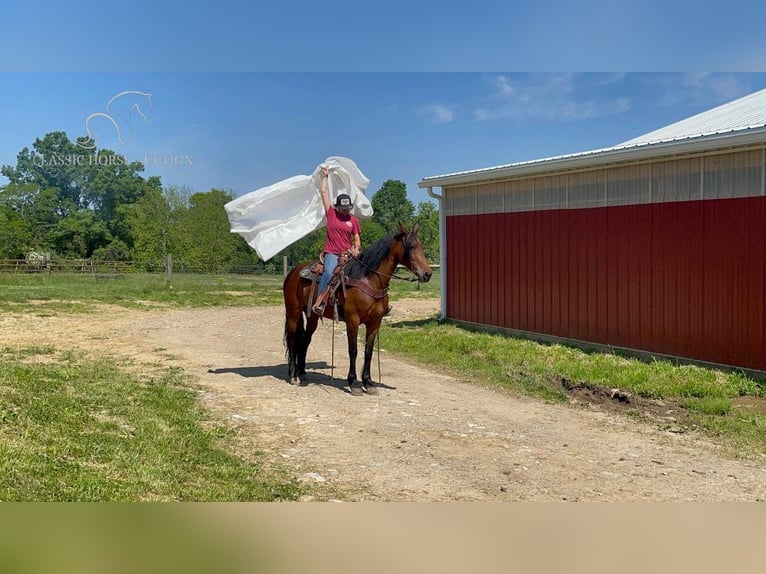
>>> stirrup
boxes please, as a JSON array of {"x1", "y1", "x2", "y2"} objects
[
  {"x1": 312, "y1": 291, "x2": 328, "y2": 315},
  {"x1": 311, "y1": 302, "x2": 325, "y2": 315}
]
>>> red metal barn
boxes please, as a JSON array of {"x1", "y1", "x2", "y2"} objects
[{"x1": 419, "y1": 88, "x2": 766, "y2": 373}]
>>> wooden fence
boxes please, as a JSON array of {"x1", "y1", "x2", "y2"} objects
[
  {"x1": 0, "y1": 256, "x2": 439, "y2": 278},
  {"x1": 0, "y1": 258, "x2": 283, "y2": 277}
]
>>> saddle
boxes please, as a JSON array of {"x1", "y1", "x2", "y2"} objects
[
  {"x1": 298, "y1": 252, "x2": 392, "y2": 320},
  {"x1": 299, "y1": 253, "x2": 351, "y2": 320}
]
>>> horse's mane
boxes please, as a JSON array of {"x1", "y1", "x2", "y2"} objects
[{"x1": 345, "y1": 232, "x2": 400, "y2": 280}]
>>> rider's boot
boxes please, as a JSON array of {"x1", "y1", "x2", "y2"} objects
[{"x1": 312, "y1": 289, "x2": 329, "y2": 316}]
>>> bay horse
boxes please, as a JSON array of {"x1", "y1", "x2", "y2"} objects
[{"x1": 282, "y1": 223, "x2": 432, "y2": 395}]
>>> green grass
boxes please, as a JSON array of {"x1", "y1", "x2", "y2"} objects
[
  {"x1": 3, "y1": 267, "x2": 764, "y2": 468},
  {"x1": 0, "y1": 346, "x2": 302, "y2": 501},
  {"x1": 0, "y1": 269, "x2": 441, "y2": 312},
  {"x1": 381, "y1": 318, "x2": 766, "y2": 458},
  {"x1": 679, "y1": 396, "x2": 733, "y2": 416},
  {"x1": 386, "y1": 268, "x2": 442, "y2": 300},
  {"x1": 0, "y1": 272, "x2": 286, "y2": 311}
]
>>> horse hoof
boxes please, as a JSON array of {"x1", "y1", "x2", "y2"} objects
[
  {"x1": 349, "y1": 385, "x2": 364, "y2": 396},
  {"x1": 363, "y1": 383, "x2": 379, "y2": 395}
]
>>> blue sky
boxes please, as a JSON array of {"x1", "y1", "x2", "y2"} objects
[
  {"x1": 2, "y1": 1, "x2": 766, "y2": 71},
  {"x1": 2, "y1": 73, "x2": 766, "y2": 206}
]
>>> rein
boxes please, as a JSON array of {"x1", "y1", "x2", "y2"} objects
[{"x1": 346, "y1": 255, "x2": 419, "y2": 282}]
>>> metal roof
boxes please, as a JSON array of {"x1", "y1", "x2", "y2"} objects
[
  {"x1": 618, "y1": 87, "x2": 766, "y2": 147},
  {"x1": 419, "y1": 88, "x2": 766, "y2": 189}
]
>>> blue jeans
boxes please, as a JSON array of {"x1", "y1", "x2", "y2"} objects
[{"x1": 318, "y1": 252, "x2": 339, "y2": 295}]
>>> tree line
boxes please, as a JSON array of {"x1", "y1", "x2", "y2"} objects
[{"x1": 0, "y1": 132, "x2": 439, "y2": 271}]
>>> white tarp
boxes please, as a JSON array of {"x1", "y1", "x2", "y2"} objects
[{"x1": 224, "y1": 156, "x2": 373, "y2": 261}]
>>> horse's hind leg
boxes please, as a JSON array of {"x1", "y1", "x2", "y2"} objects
[
  {"x1": 284, "y1": 310, "x2": 303, "y2": 384},
  {"x1": 296, "y1": 312, "x2": 319, "y2": 384}
]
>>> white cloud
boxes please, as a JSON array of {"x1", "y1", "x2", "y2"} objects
[
  {"x1": 475, "y1": 73, "x2": 630, "y2": 122},
  {"x1": 596, "y1": 73, "x2": 627, "y2": 86},
  {"x1": 493, "y1": 75, "x2": 515, "y2": 96},
  {"x1": 654, "y1": 73, "x2": 754, "y2": 108},
  {"x1": 423, "y1": 103, "x2": 455, "y2": 124},
  {"x1": 700, "y1": 74, "x2": 753, "y2": 102}
]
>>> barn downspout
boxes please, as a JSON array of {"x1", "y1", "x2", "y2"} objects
[{"x1": 426, "y1": 186, "x2": 446, "y2": 319}]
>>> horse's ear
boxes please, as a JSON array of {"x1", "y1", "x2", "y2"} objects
[
  {"x1": 398, "y1": 222, "x2": 408, "y2": 234},
  {"x1": 412, "y1": 221, "x2": 421, "y2": 235}
]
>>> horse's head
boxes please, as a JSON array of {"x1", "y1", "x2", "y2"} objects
[{"x1": 395, "y1": 222, "x2": 432, "y2": 283}]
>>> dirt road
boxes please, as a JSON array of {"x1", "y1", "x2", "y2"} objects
[{"x1": 3, "y1": 300, "x2": 764, "y2": 501}]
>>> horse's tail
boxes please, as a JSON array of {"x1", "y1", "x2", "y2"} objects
[
  {"x1": 283, "y1": 318, "x2": 288, "y2": 358},
  {"x1": 283, "y1": 264, "x2": 306, "y2": 359}
]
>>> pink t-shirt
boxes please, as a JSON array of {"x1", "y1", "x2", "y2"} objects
[{"x1": 324, "y1": 206, "x2": 361, "y2": 254}]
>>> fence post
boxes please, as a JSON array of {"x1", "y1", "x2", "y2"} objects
[
  {"x1": 166, "y1": 254, "x2": 173, "y2": 286},
  {"x1": 283, "y1": 256, "x2": 289, "y2": 277}
]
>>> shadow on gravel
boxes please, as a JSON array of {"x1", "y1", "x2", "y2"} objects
[{"x1": 208, "y1": 363, "x2": 397, "y2": 394}]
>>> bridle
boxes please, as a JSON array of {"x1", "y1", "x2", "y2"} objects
[{"x1": 344, "y1": 233, "x2": 422, "y2": 283}]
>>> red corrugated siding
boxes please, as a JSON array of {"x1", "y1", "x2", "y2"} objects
[{"x1": 446, "y1": 196, "x2": 766, "y2": 371}]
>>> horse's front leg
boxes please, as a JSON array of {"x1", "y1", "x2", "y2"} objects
[
  {"x1": 361, "y1": 322, "x2": 381, "y2": 394},
  {"x1": 345, "y1": 318, "x2": 363, "y2": 395}
]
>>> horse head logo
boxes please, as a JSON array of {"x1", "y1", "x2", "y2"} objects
[{"x1": 78, "y1": 90, "x2": 154, "y2": 150}]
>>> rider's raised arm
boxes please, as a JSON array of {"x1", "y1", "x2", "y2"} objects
[{"x1": 319, "y1": 166, "x2": 331, "y2": 212}]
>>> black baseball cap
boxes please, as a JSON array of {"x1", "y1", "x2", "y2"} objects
[{"x1": 335, "y1": 194, "x2": 352, "y2": 209}]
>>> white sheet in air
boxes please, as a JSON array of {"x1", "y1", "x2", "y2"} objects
[{"x1": 224, "y1": 156, "x2": 372, "y2": 261}]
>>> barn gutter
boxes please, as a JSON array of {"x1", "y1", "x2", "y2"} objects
[{"x1": 425, "y1": 186, "x2": 446, "y2": 319}]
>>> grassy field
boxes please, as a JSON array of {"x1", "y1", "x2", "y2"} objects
[
  {"x1": 0, "y1": 345, "x2": 302, "y2": 501},
  {"x1": 1, "y1": 270, "x2": 764, "y2": 500},
  {"x1": 0, "y1": 269, "x2": 439, "y2": 312},
  {"x1": 382, "y1": 318, "x2": 766, "y2": 458},
  {"x1": 0, "y1": 271, "x2": 437, "y2": 501},
  {"x1": 0, "y1": 272, "x2": 287, "y2": 311}
]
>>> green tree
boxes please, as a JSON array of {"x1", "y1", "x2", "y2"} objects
[
  {"x1": 0, "y1": 183, "x2": 64, "y2": 252},
  {"x1": 92, "y1": 239, "x2": 131, "y2": 261},
  {"x1": 1, "y1": 131, "x2": 91, "y2": 213},
  {"x1": 414, "y1": 200, "x2": 440, "y2": 263},
  {"x1": 0, "y1": 206, "x2": 32, "y2": 258},
  {"x1": 164, "y1": 183, "x2": 192, "y2": 212},
  {"x1": 0, "y1": 182, "x2": 45, "y2": 220},
  {"x1": 174, "y1": 189, "x2": 242, "y2": 271},
  {"x1": 123, "y1": 185, "x2": 198, "y2": 269},
  {"x1": 51, "y1": 210, "x2": 112, "y2": 258},
  {"x1": 359, "y1": 218, "x2": 387, "y2": 247},
  {"x1": 2, "y1": 131, "x2": 163, "y2": 258},
  {"x1": 86, "y1": 152, "x2": 160, "y2": 240},
  {"x1": 370, "y1": 180, "x2": 415, "y2": 233},
  {"x1": 277, "y1": 228, "x2": 324, "y2": 268}
]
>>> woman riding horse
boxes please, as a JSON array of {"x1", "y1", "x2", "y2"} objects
[
  {"x1": 283, "y1": 223, "x2": 432, "y2": 395},
  {"x1": 311, "y1": 166, "x2": 361, "y2": 316}
]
